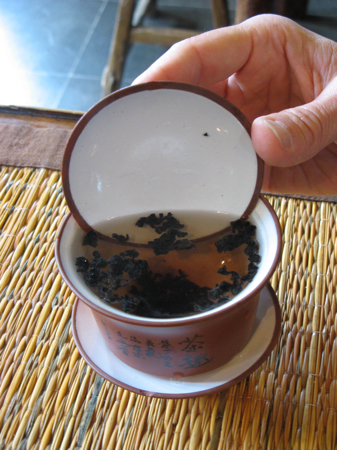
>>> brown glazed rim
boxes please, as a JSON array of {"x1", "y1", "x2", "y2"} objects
[
  {"x1": 55, "y1": 194, "x2": 282, "y2": 327},
  {"x1": 71, "y1": 283, "x2": 281, "y2": 398},
  {"x1": 61, "y1": 81, "x2": 264, "y2": 236}
]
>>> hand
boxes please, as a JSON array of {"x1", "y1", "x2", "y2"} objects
[{"x1": 133, "y1": 14, "x2": 337, "y2": 196}]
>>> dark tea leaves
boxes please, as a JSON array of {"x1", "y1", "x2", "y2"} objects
[
  {"x1": 136, "y1": 212, "x2": 194, "y2": 255},
  {"x1": 112, "y1": 233, "x2": 130, "y2": 244},
  {"x1": 136, "y1": 212, "x2": 184, "y2": 234},
  {"x1": 148, "y1": 228, "x2": 195, "y2": 255},
  {"x1": 76, "y1": 214, "x2": 261, "y2": 318},
  {"x1": 83, "y1": 230, "x2": 98, "y2": 247}
]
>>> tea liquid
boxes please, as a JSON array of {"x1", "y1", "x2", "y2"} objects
[{"x1": 78, "y1": 210, "x2": 258, "y2": 316}]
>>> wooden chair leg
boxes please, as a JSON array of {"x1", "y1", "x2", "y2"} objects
[
  {"x1": 101, "y1": 0, "x2": 136, "y2": 96},
  {"x1": 132, "y1": 0, "x2": 157, "y2": 27},
  {"x1": 235, "y1": 0, "x2": 272, "y2": 23},
  {"x1": 102, "y1": 0, "x2": 233, "y2": 96},
  {"x1": 210, "y1": 0, "x2": 229, "y2": 28}
]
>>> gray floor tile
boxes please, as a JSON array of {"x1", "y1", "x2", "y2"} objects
[
  {"x1": 56, "y1": 76, "x2": 103, "y2": 111},
  {"x1": 0, "y1": 0, "x2": 104, "y2": 74},
  {"x1": 307, "y1": 0, "x2": 337, "y2": 16},
  {"x1": 120, "y1": 43, "x2": 169, "y2": 88},
  {"x1": 74, "y1": 2, "x2": 118, "y2": 78},
  {"x1": 0, "y1": 0, "x2": 335, "y2": 111}
]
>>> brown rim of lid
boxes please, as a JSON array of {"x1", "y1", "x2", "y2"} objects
[{"x1": 62, "y1": 81, "x2": 264, "y2": 238}]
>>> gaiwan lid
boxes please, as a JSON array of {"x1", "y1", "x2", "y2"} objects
[{"x1": 62, "y1": 82, "x2": 263, "y2": 240}]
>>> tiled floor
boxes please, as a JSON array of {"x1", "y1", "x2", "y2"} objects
[{"x1": 0, "y1": 0, "x2": 336, "y2": 112}]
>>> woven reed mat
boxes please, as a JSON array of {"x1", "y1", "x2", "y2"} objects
[{"x1": 0, "y1": 165, "x2": 336, "y2": 450}]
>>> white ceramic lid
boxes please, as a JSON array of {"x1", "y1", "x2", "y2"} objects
[{"x1": 62, "y1": 82, "x2": 263, "y2": 239}]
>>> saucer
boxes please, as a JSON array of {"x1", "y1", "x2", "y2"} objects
[{"x1": 72, "y1": 284, "x2": 281, "y2": 398}]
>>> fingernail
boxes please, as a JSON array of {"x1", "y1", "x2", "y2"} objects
[{"x1": 263, "y1": 119, "x2": 293, "y2": 149}]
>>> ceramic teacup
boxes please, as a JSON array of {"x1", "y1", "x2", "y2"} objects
[
  {"x1": 56, "y1": 82, "x2": 281, "y2": 377},
  {"x1": 56, "y1": 195, "x2": 281, "y2": 377}
]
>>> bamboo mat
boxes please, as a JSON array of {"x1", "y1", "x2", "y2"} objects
[{"x1": 0, "y1": 166, "x2": 336, "y2": 450}]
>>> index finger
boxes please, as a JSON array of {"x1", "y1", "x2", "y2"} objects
[{"x1": 132, "y1": 23, "x2": 253, "y2": 88}]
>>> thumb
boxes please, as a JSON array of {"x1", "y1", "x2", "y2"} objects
[{"x1": 251, "y1": 85, "x2": 337, "y2": 167}]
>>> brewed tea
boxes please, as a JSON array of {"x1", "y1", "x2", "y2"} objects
[{"x1": 76, "y1": 211, "x2": 261, "y2": 318}]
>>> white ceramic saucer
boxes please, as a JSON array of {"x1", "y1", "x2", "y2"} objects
[{"x1": 72, "y1": 284, "x2": 281, "y2": 398}]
